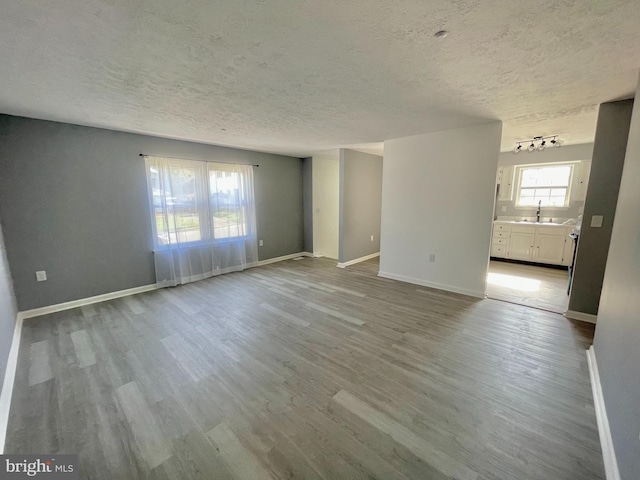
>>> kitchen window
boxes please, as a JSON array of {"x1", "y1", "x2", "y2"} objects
[{"x1": 515, "y1": 164, "x2": 574, "y2": 207}]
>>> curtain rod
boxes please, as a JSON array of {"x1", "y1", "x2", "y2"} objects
[{"x1": 139, "y1": 153, "x2": 258, "y2": 167}]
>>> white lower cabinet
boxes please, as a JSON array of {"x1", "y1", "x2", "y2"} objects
[
  {"x1": 491, "y1": 222, "x2": 574, "y2": 266},
  {"x1": 534, "y1": 230, "x2": 567, "y2": 264},
  {"x1": 508, "y1": 231, "x2": 536, "y2": 261}
]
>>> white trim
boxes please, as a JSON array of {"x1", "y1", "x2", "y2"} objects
[
  {"x1": 17, "y1": 284, "x2": 158, "y2": 321},
  {"x1": 565, "y1": 310, "x2": 597, "y2": 324},
  {"x1": 337, "y1": 252, "x2": 380, "y2": 268},
  {"x1": 587, "y1": 346, "x2": 621, "y2": 480},
  {"x1": 377, "y1": 271, "x2": 485, "y2": 299},
  {"x1": 0, "y1": 315, "x2": 23, "y2": 454},
  {"x1": 514, "y1": 162, "x2": 576, "y2": 208},
  {"x1": 255, "y1": 252, "x2": 313, "y2": 267},
  {"x1": 18, "y1": 252, "x2": 319, "y2": 319}
]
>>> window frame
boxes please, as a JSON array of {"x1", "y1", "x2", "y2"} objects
[
  {"x1": 514, "y1": 162, "x2": 576, "y2": 209},
  {"x1": 147, "y1": 159, "x2": 252, "y2": 251}
]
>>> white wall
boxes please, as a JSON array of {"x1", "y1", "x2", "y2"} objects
[
  {"x1": 312, "y1": 153, "x2": 339, "y2": 259},
  {"x1": 498, "y1": 142, "x2": 593, "y2": 166},
  {"x1": 380, "y1": 122, "x2": 502, "y2": 297}
]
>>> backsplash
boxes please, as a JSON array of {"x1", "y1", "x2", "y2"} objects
[
  {"x1": 495, "y1": 214, "x2": 579, "y2": 225},
  {"x1": 494, "y1": 200, "x2": 585, "y2": 223}
]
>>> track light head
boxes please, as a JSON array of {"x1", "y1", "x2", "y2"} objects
[{"x1": 514, "y1": 135, "x2": 562, "y2": 154}]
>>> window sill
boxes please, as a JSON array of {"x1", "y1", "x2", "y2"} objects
[
  {"x1": 513, "y1": 205, "x2": 570, "y2": 210},
  {"x1": 152, "y1": 236, "x2": 252, "y2": 253}
]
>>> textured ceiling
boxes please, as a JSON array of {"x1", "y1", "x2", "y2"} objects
[{"x1": 1, "y1": 1, "x2": 639, "y2": 157}]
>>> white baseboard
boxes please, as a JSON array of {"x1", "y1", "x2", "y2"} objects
[
  {"x1": 17, "y1": 284, "x2": 158, "y2": 321},
  {"x1": 0, "y1": 315, "x2": 23, "y2": 454},
  {"x1": 256, "y1": 252, "x2": 313, "y2": 267},
  {"x1": 587, "y1": 346, "x2": 621, "y2": 480},
  {"x1": 337, "y1": 252, "x2": 380, "y2": 268},
  {"x1": 565, "y1": 310, "x2": 598, "y2": 324},
  {"x1": 377, "y1": 271, "x2": 485, "y2": 299},
  {"x1": 19, "y1": 252, "x2": 318, "y2": 320}
]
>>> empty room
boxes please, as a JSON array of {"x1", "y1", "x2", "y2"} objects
[{"x1": 1, "y1": 2, "x2": 639, "y2": 480}]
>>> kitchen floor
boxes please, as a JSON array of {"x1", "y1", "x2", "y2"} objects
[{"x1": 486, "y1": 259, "x2": 570, "y2": 313}]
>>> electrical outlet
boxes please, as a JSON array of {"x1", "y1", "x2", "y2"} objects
[
  {"x1": 429, "y1": 254, "x2": 436, "y2": 263},
  {"x1": 259, "y1": 239, "x2": 264, "y2": 247},
  {"x1": 370, "y1": 235, "x2": 374, "y2": 242},
  {"x1": 501, "y1": 206, "x2": 507, "y2": 212},
  {"x1": 36, "y1": 270, "x2": 47, "y2": 282}
]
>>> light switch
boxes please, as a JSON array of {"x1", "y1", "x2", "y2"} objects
[
  {"x1": 591, "y1": 215, "x2": 604, "y2": 228},
  {"x1": 36, "y1": 270, "x2": 47, "y2": 282},
  {"x1": 259, "y1": 239, "x2": 264, "y2": 246}
]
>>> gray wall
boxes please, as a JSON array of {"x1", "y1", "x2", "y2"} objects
[
  {"x1": 569, "y1": 100, "x2": 634, "y2": 315},
  {"x1": 302, "y1": 157, "x2": 313, "y2": 253},
  {"x1": 338, "y1": 149, "x2": 383, "y2": 264},
  {"x1": 0, "y1": 214, "x2": 17, "y2": 393},
  {"x1": 593, "y1": 79, "x2": 640, "y2": 480},
  {"x1": 0, "y1": 115, "x2": 304, "y2": 311}
]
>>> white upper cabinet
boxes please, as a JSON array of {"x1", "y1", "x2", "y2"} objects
[
  {"x1": 497, "y1": 165, "x2": 514, "y2": 201},
  {"x1": 574, "y1": 160, "x2": 591, "y2": 202}
]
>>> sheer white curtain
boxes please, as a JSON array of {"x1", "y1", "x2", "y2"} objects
[{"x1": 145, "y1": 156, "x2": 258, "y2": 287}]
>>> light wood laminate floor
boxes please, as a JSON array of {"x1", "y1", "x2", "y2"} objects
[
  {"x1": 6, "y1": 257, "x2": 604, "y2": 480},
  {"x1": 487, "y1": 260, "x2": 570, "y2": 314}
]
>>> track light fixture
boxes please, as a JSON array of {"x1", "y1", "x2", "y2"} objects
[{"x1": 512, "y1": 135, "x2": 562, "y2": 154}]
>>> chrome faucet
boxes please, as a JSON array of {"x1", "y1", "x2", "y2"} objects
[{"x1": 536, "y1": 200, "x2": 541, "y2": 223}]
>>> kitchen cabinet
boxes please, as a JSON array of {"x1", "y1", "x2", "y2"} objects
[
  {"x1": 497, "y1": 166, "x2": 514, "y2": 201},
  {"x1": 574, "y1": 160, "x2": 591, "y2": 202},
  {"x1": 534, "y1": 228, "x2": 567, "y2": 264},
  {"x1": 508, "y1": 231, "x2": 536, "y2": 261},
  {"x1": 490, "y1": 222, "x2": 574, "y2": 266}
]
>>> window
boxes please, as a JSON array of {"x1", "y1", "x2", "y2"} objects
[
  {"x1": 145, "y1": 156, "x2": 257, "y2": 287},
  {"x1": 515, "y1": 164, "x2": 574, "y2": 207},
  {"x1": 145, "y1": 157, "x2": 255, "y2": 248}
]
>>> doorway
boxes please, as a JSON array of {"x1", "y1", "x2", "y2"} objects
[{"x1": 487, "y1": 159, "x2": 589, "y2": 314}]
